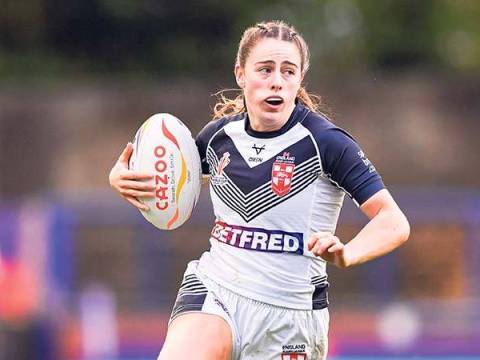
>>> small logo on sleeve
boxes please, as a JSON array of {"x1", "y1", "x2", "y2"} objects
[{"x1": 358, "y1": 150, "x2": 376, "y2": 173}]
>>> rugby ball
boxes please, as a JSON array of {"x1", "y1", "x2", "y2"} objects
[{"x1": 129, "y1": 113, "x2": 201, "y2": 230}]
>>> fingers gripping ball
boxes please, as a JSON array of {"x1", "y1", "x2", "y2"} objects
[{"x1": 129, "y1": 113, "x2": 202, "y2": 230}]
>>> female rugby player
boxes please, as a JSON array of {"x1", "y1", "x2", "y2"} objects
[{"x1": 109, "y1": 20, "x2": 410, "y2": 360}]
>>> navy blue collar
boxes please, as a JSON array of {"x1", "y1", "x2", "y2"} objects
[{"x1": 244, "y1": 101, "x2": 310, "y2": 139}]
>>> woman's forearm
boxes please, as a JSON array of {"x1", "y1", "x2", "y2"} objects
[{"x1": 345, "y1": 206, "x2": 410, "y2": 267}]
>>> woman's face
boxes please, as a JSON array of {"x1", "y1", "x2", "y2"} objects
[{"x1": 235, "y1": 37, "x2": 303, "y2": 131}]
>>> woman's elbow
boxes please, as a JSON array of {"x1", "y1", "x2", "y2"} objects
[{"x1": 397, "y1": 211, "x2": 410, "y2": 245}]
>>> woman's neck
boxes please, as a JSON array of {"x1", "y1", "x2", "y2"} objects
[{"x1": 248, "y1": 102, "x2": 296, "y2": 132}]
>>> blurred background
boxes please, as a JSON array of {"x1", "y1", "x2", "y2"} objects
[{"x1": 1, "y1": 0, "x2": 479, "y2": 359}]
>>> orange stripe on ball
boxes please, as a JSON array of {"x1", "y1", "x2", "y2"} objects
[
  {"x1": 161, "y1": 119, "x2": 180, "y2": 149},
  {"x1": 167, "y1": 208, "x2": 180, "y2": 229}
]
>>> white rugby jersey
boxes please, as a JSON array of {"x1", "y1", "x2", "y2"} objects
[{"x1": 195, "y1": 102, "x2": 384, "y2": 310}]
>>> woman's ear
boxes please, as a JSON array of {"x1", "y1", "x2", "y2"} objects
[{"x1": 235, "y1": 64, "x2": 245, "y2": 88}]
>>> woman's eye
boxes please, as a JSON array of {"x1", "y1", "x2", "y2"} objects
[{"x1": 259, "y1": 68, "x2": 271, "y2": 74}]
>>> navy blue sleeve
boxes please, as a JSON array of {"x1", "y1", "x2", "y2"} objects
[
  {"x1": 319, "y1": 128, "x2": 384, "y2": 205},
  {"x1": 195, "y1": 114, "x2": 245, "y2": 175},
  {"x1": 195, "y1": 117, "x2": 231, "y2": 175},
  {"x1": 302, "y1": 113, "x2": 384, "y2": 205},
  {"x1": 196, "y1": 122, "x2": 217, "y2": 175}
]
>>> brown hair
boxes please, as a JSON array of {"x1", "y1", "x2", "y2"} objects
[{"x1": 213, "y1": 20, "x2": 328, "y2": 119}]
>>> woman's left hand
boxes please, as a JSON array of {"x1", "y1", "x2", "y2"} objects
[{"x1": 308, "y1": 232, "x2": 350, "y2": 268}]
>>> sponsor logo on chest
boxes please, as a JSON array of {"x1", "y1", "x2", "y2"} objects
[
  {"x1": 210, "y1": 221, "x2": 304, "y2": 254},
  {"x1": 252, "y1": 143, "x2": 266, "y2": 155},
  {"x1": 247, "y1": 143, "x2": 266, "y2": 164}
]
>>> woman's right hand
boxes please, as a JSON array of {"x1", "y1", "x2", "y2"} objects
[{"x1": 109, "y1": 142, "x2": 155, "y2": 211}]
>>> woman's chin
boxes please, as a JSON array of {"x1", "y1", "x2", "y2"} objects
[{"x1": 253, "y1": 113, "x2": 287, "y2": 131}]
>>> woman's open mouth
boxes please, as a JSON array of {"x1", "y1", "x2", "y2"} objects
[{"x1": 264, "y1": 97, "x2": 284, "y2": 107}]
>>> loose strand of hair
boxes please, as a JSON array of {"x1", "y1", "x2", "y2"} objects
[
  {"x1": 297, "y1": 87, "x2": 334, "y2": 119},
  {"x1": 212, "y1": 89, "x2": 245, "y2": 120}
]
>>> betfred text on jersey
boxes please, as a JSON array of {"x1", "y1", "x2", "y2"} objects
[{"x1": 210, "y1": 221, "x2": 304, "y2": 254}]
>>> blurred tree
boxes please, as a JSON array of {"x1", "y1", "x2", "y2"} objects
[
  {"x1": 0, "y1": 0, "x2": 46, "y2": 51},
  {"x1": 1, "y1": 0, "x2": 480, "y2": 79},
  {"x1": 356, "y1": 0, "x2": 436, "y2": 68},
  {"x1": 430, "y1": 0, "x2": 480, "y2": 71}
]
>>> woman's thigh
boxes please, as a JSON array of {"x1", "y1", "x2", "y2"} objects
[
  {"x1": 236, "y1": 304, "x2": 329, "y2": 360},
  {"x1": 158, "y1": 312, "x2": 232, "y2": 360}
]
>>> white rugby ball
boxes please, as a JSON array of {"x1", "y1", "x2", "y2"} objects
[{"x1": 129, "y1": 113, "x2": 201, "y2": 230}]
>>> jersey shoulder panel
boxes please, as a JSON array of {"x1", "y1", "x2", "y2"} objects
[
  {"x1": 195, "y1": 113, "x2": 245, "y2": 174},
  {"x1": 301, "y1": 112, "x2": 384, "y2": 205}
]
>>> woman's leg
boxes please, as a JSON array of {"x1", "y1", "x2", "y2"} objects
[{"x1": 158, "y1": 312, "x2": 233, "y2": 360}]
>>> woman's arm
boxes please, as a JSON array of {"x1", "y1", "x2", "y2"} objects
[{"x1": 308, "y1": 189, "x2": 410, "y2": 268}]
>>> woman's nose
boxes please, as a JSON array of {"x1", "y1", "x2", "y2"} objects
[{"x1": 270, "y1": 70, "x2": 283, "y2": 91}]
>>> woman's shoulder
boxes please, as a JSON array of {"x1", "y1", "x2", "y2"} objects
[
  {"x1": 301, "y1": 110, "x2": 356, "y2": 144},
  {"x1": 196, "y1": 112, "x2": 246, "y2": 144},
  {"x1": 204, "y1": 112, "x2": 245, "y2": 131}
]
